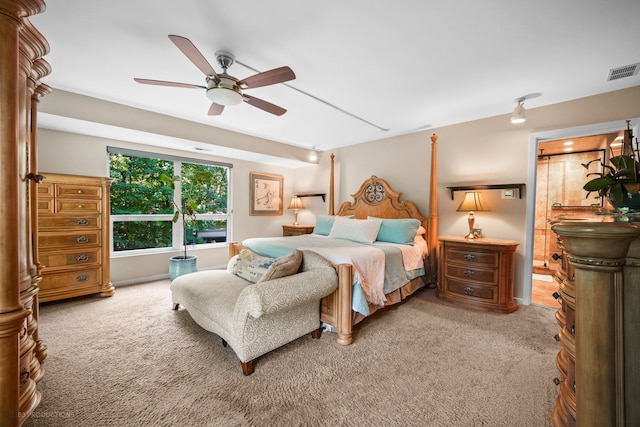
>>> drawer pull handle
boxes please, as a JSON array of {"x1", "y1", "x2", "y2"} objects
[
  {"x1": 463, "y1": 254, "x2": 476, "y2": 261},
  {"x1": 463, "y1": 269, "x2": 475, "y2": 277},
  {"x1": 463, "y1": 286, "x2": 473, "y2": 295},
  {"x1": 76, "y1": 254, "x2": 89, "y2": 262},
  {"x1": 77, "y1": 205, "x2": 84, "y2": 209},
  {"x1": 76, "y1": 236, "x2": 89, "y2": 243},
  {"x1": 77, "y1": 189, "x2": 83, "y2": 194},
  {"x1": 76, "y1": 274, "x2": 88, "y2": 282},
  {"x1": 553, "y1": 334, "x2": 560, "y2": 342},
  {"x1": 76, "y1": 219, "x2": 89, "y2": 225},
  {"x1": 553, "y1": 378, "x2": 562, "y2": 386}
]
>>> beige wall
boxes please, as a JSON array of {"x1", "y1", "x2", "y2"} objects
[{"x1": 38, "y1": 85, "x2": 640, "y2": 299}]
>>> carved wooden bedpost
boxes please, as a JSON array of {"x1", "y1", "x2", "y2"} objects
[
  {"x1": 429, "y1": 134, "x2": 438, "y2": 283},
  {"x1": 329, "y1": 153, "x2": 335, "y2": 215}
]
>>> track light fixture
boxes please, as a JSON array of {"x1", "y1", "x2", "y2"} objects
[
  {"x1": 511, "y1": 98, "x2": 526, "y2": 124},
  {"x1": 510, "y1": 93, "x2": 542, "y2": 124}
]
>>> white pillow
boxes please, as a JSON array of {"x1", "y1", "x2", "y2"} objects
[{"x1": 329, "y1": 216, "x2": 382, "y2": 244}]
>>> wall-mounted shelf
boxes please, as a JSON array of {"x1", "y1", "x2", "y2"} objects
[
  {"x1": 296, "y1": 193, "x2": 326, "y2": 202},
  {"x1": 446, "y1": 184, "x2": 525, "y2": 199}
]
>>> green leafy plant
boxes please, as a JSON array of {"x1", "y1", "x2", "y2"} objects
[
  {"x1": 583, "y1": 154, "x2": 640, "y2": 206},
  {"x1": 160, "y1": 170, "x2": 214, "y2": 258}
]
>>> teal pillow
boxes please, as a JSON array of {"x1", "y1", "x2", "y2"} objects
[
  {"x1": 370, "y1": 217, "x2": 421, "y2": 245},
  {"x1": 313, "y1": 215, "x2": 335, "y2": 235}
]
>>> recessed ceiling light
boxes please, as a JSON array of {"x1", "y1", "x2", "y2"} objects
[{"x1": 563, "y1": 141, "x2": 573, "y2": 146}]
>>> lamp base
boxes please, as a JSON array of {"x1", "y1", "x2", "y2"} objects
[{"x1": 464, "y1": 212, "x2": 478, "y2": 239}]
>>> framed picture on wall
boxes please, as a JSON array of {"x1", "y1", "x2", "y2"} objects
[{"x1": 250, "y1": 172, "x2": 283, "y2": 216}]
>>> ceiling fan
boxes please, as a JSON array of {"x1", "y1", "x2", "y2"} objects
[{"x1": 134, "y1": 35, "x2": 296, "y2": 116}]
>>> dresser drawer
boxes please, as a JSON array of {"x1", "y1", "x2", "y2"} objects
[
  {"x1": 40, "y1": 248, "x2": 101, "y2": 270},
  {"x1": 39, "y1": 230, "x2": 101, "y2": 249},
  {"x1": 445, "y1": 264, "x2": 497, "y2": 285},
  {"x1": 445, "y1": 278, "x2": 497, "y2": 302},
  {"x1": 40, "y1": 267, "x2": 102, "y2": 291},
  {"x1": 38, "y1": 197, "x2": 54, "y2": 215},
  {"x1": 56, "y1": 183, "x2": 102, "y2": 199},
  {"x1": 38, "y1": 215, "x2": 101, "y2": 230},
  {"x1": 445, "y1": 247, "x2": 498, "y2": 267},
  {"x1": 38, "y1": 182, "x2": 54, "y2": 197},
  {"x1": 56, "y1": 199, "x2": 101, "y2": 213}
]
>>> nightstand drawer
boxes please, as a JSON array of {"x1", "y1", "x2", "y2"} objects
[
  {"x1": 282, "y1": 224, "x2": 314, "y2": 236},
  {"x1": 445, "y1": 264, "x2": 497, "y2": 285},
  {"x1": 446, "y1": 279, "x2": 497, "y2": 302},
  {"x1": 445, "y1": 248, "x2": 498, "y2": 267}
]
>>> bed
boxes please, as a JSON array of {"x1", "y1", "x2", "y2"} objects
[{"x1": 230, "y1": 134, "x2": 439, "y2": 345}]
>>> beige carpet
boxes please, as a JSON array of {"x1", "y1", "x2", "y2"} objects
[{"x1": 25, "y1": 280, "x2": 558, "y2": 427}]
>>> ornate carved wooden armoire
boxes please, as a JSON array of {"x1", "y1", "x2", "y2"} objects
[{"x1": 0, "y1": 1, "x2": 50, "y2": 425}]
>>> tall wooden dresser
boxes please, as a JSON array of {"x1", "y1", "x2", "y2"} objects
[
  {"x1": 551, "y1": 220, "x2": 640, "y2": 427},
  {"x1": 37, "y1": 173, "x2": 114, "y2": 302},
  {"x1": 0, "y1": 0, "x2": 50, "y2": 424}
]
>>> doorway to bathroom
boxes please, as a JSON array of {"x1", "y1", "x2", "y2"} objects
[
  {"x1": 531, "y1": 134, "x2": 616, "y2": 307},
  {"x1": 531, "y1": 132, "x2": 621, "y2": 307}
]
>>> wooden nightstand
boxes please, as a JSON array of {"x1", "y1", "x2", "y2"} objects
[
  {"x1": 437, "y1": 235, "x2": 519, "y2": 313},
  {"x1": 282, "y1": 224, "x2": 314, "y2": 236}
]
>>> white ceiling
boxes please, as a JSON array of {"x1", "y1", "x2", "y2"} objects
[{"x1": 30, "y1": 0, "x2": 640, "y2": 160}]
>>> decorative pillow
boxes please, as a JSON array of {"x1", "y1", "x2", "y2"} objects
[
  {"x1": 230, "y1": 249, "x2": 303, "y2": 283},
  {"x1": 258, "y1": 249, "x2": 303, "y2": 283},
  {"x1": 329, "y1": 216, "x2": 382, "y2": 244},
  {"x1": 313, "y1": 215, "x2": 336, "y2": 236},
  {"x1": 370, "y1": 217, "x2": 421, "y2": 245},
  {"x1": 230, "y1": 249, "x2": 275, "y2": 283},
  {"x1": 313, "y1": 214, "x2": 354, "y2": 235}
]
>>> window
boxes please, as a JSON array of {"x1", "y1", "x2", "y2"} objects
[{"x1": 108, "y1": 148, "x2": 231, "y2": 253}]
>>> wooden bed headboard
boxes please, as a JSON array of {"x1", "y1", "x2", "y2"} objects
[
  {"x1": 335, "y1": 175, "x2": 429, "y2": 233},
  {"x1": 327, "y1": 134, "x2": 439, "y2": 279}
]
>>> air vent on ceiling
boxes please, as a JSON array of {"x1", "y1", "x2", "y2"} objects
[{"x1": 607, "y1": 63, "x2": 640, "y2": 81}]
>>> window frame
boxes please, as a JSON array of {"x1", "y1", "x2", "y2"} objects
[{"x1": 108, "y1": 147, "x2": 232, "y2": 257}]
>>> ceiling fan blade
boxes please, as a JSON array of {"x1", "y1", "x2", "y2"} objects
[
  {"x1": 238, "y1": 66, "x2": 296, "y2": 89},
  {"x1": 243, "y1": 94, "x2": 287, "y2": 116},
  {"x1": 168, "y1": 35, "x2": 218, "y2": 77},
  {"x1": 134, "y1": 78, "x2": 206, "y2": 89},
  {"x1": 208, "y1": 102, "x2": 224, "y2": 116}
]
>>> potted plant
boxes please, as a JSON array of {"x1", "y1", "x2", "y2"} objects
[
  {"x1": 160, "y1": 170, "x2": 213, "y2": 280},
  {"x1": 583, "y1": 121, "x2": 640, "y2": 211}
]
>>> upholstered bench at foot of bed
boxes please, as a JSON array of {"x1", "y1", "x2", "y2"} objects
[{"x1": 170, "y1": 250, "x2": 339, "y2": 375}]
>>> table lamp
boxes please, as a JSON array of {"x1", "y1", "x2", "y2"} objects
[
  {"x1": 457, "y1": 192, "x2": 490, "y2": 239},
  {"x1": 287, "y1": 196, "x2": 305, "y2": 226}
]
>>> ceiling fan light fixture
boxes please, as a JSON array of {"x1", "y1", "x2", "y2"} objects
[
  {"x1": 206, "y1": 76, "x2": 243, "y2": 106},
  {"x1": 511, "y1": 101, "x2": 526, "y2": 124},
  {"x1": 207, "y1": 87, "x2": 243, "y2": 105}
]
